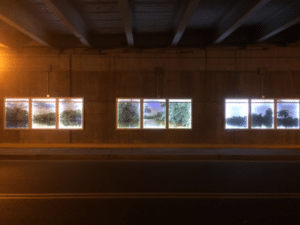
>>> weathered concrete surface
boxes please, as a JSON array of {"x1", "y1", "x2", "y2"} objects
[{"x1": 1, "y1": 45, "x2": 300, "y2": 145}]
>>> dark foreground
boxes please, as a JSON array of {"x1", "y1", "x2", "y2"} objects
[{"x1": 0, "y1": 160, "x2": 300, "y2": 225}]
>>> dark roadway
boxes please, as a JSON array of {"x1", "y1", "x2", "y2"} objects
[{"x1": 1, "y1": 160, "x2": 300, "y2": 225}]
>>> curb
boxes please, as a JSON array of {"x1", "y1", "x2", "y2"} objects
[{"x1": 2, "y1": 154, "x2": 300, "y2": 161}]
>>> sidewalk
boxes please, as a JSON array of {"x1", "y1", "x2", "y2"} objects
[{"x1": 1, "y1": 144, "x2": 300, "y2": 160}]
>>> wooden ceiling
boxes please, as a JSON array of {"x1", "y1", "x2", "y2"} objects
[{"x1": 1, "y1": 0, "x2": 300, "y2": 49}]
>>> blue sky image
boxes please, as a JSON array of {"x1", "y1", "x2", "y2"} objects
[
  {"x1": 6, "y1": 102, "x2": 29, "y2": 110},
  {"x1": 226, "y1": 103, "x2": 248, "y2": 118},
  {"x1": 33, "y1": 102, "x2": 55, "y2": 114},
  {"x1": 144, "y1": 102, "x2": 165, "y2": 116},
  {"x1": 60, "y1": 102, "x2": 82, "y2": 111},
  {"x1": 33, "y1": 102, "x2": 55, "y2": 109},
  {"x1": 252, "y1": 103, "x2": 273, "y2": 115},
  {"x1": 147, "y1": 102, "x2": 161, "y2": 108}
]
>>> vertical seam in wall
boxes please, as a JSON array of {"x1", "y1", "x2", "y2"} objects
[
  {"x1": 70, "y1": 53, "x2": 73, "y2": 144},
  {"x1": 205, "y1": 49, "x2": 207, "y2": 144},
  {"x1": 261, "y1": 71, "x2": 264, "y2": 97},
  {"x1": 70, "y1": 53, "x2": 73, "y2": 97},
  {"x1": 47, "y1": 69, "x2": 49, "y2": 96},
  {"x1": 289, "y1": 71, "x2": 295, "y2": 97},
  {"x1": 157, "y1": 72, "x2": 159, "y2": 98},
  {"x1": 163, "y1": 68, "x2": 165, "y2": 98},
  {"x1": 234, "y1": 50, "x2": 237, "y2": 144}
]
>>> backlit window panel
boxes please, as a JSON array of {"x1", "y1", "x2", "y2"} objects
[
  {"x1": 59, "y1": 98, "x2": 83, "y2": 129},
  {"x1": 251, "y1": 99, "x2": 274, "y2": 129},
  {"x1": 277, "y1": 99, "x2": 299, "y2": 129},
  {"x1": 117, "y1": 99, "x2": 141, "y2": 129},
  {"x1": 5, "y1": 98, "x2": 29, "y2": 129},
  {"x1": 225, "y1": 99, "x2": 248, "y2": 129},
  {"x1": 169, "y1": 99, "x2": 192, "y2": 129},
  {"x1": 143, "y1": 99, "x2": 166, "y2": 129},
  {"x1": 32, "y1": 98, "x2": 56, "y2": 129}
]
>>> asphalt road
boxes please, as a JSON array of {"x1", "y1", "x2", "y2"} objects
[{"x1": 1, "y1": 160, "x2": 300, "y2": 225}]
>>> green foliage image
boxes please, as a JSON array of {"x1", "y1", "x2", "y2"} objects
[
  {"x1": 226, "y1": 116, "x2": 247, "y2": 127},
  {"x1": 154, "y1": 111, "x2": 166, "y2": 123},
  {"x1": 33, "y1": 113, "x2": 56, "y2": 126},
  {"x1": 6, "y1": 107, "x2": 29, "y2": 128},
  {"x1": 251, "y1": 108, "x2": 273, "y2": 128},
  {"x1": 60, "y1": 110, "x2": 82, "y2": 126},
  {"x1": 118, "y1": 103, "x2": 140, "y2": 128},
  {"x1": 169, "y1": 102, "x2": 191, "y2": 127},
  {"x1": 277, "y1": 109, "x2": 298, "y2": 128}
]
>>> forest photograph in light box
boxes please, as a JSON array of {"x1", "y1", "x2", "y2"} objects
[
  {"x1": 117, "y1": 99, "x2": 140, "y2": 129},
  {"x1": 32, "y1": 99, "x2": 56, "y2": 129},
  {"x1": 59, "y1": 99, "x2": 83, "y2": 129},
  {"x1": 277, "y1": 100, "x2": 299, "y2": 129},
  {"x1": 251, "y1": 100, "x2": 274, "y2": 129},
  {"x1": 225, "y1": 99, "x2": 248, "y2": 129},
  {"x1": 5, "y1": 99, "x2": 29, "y2": 129},
  {"x1": 143, "y1": 100, "x2": 166, "y2": 129},
  {"x1": 169, "y1": 99, "x2": 192, "y2": 129}
]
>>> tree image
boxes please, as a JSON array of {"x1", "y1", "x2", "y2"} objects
[
  {"x1": 169, "y1": 102, "x2": 191, "y2": 127},
  {"x1": 155, "y1": 103, "x2": 166, "y2": 123},
  {"x1": 154, "y1": 111, "x2": 166, "y2": 123},
  {"x1": 144, "y1": 106, "x2": 151, "y2": 114},
  {"x1": 118, "y1": 102, "x2": 140, "y2": 128},
  {"x1": 277, "y1": 109, "x2": 298, "y2": 128},
  {"x1": 60, "y1": 110, "x2": 82, "y2": 126},
  {"x1": 33, "y1": 113, "x2": 56, "y2": 126},
  {"x1": 5, "y1": 107, "x2": 29, "y2": 128},
  {"x1": 251, "y1": 108, "x2": 273, "y2": 128},
  {"x1": 278, "y1": 110, "x2": 289, "y2": 118},
  {"x1": 226, "y1": 116, "x2": 247, "y2": 127}
]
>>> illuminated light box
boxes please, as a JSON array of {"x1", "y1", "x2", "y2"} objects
[
  {"x1": 277, "y1": 99, "x2": 299, "y2": 129},
  {"x1": 169, "y1": 99, "x2": 192, "y2": 129},
  {"x1": 251, "y1": 99, "x2": 274, "y2": 129},
  {"x1": 225, "y1": 99, "x2": 248, "y2": 129},
  {"x1": 32, "y1": 98, "x2": 56, "y2": 129},
  {"x1": 143, "y1": 99, "x2": 166, "y2": 129},
  {"x1": 59, "y1": 98, "x2": 83, "y2": 129},
  {"x1": 5, "y1": 98, "x2": 29, "y2": 129},
  {"x1": 117, "y1": 99, "x2": 141, "y2": 129}
]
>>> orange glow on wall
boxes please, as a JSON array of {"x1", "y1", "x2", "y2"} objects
[
  {"x1": 0, "y1": 43, "x2": 8, "y2": 48},
  {"x1": 0, "y1": 51, "x2": 12, "y2": 70},
  {"x1": 0, "y1": 56, "x2": 3, "y2": 69}
]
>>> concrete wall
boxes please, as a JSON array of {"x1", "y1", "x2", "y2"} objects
[{"x1": 1, "y1": 45, "x2": 300, "y2": 144}]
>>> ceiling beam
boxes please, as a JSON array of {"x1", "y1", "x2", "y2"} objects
[
  {"x1": 0, "y1": 0, "x2": 52, "y2": 46},
  {"x1": 0, "y1": 20, "x2": 34, "y2": 48},
  {"x1": 117, "y1": 0, "x2": 134, "y2": 46},
  {"x1": 214, "y1": 0, "x2": 271, "y2": 44},
  {"x1": 171, "y1": 0, "x2": 201, "y2": 46},
  {"x1": 42, "y1": 0, "x2": 91, "y2": 47},
  {"x1": 257, "y1": 1, "x2": 300, "y2": 42}
]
